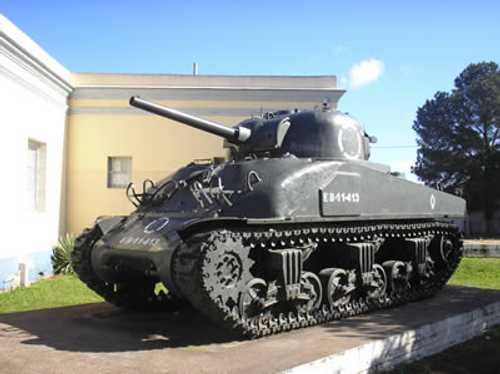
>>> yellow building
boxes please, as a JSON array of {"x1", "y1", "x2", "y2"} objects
[
  {"x1": 0, "y1": 14, "x2": 344, "y2": 285},
  {"x1": 67, "y1": 73, "x2": 344, "y2": 234}
]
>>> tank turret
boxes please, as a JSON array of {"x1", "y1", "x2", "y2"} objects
[{"x1": 130, "y1": 96, "x2": 376, "y2": 160}]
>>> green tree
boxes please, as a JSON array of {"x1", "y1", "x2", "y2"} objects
[{"x1": 413, "y1": 62, "x2": 500, "y2": 233}]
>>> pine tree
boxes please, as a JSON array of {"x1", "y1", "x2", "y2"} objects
[{"x1": 413, "y1": 62, "x2": 500, "y2": 233}]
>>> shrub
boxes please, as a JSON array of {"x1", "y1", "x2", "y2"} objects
[{"x1": 51, "y1": 234, "x2": 76, "y2": 275}]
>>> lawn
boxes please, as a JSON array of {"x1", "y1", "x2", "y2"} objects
[
  {"x1": 0, "y1": 275, "x2": 102, "y2": 314},
  {"x1": 448, "y1": 257, "x2": 500, "y2": 289},
  {"x1": 0, "y1": 257, "x2": 498, "y2": 315}
]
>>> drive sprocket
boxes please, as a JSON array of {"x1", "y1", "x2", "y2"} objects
[
  {"x1": 172, "y1": 230, "x2": 255, "y2": 333},
  {"x1": 202, "y1": 233, "x2": 254, "y2": 311}
]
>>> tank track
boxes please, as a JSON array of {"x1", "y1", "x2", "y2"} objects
[
  {"x1": 172, "y1": 221, "x2": 462, "y2": 338},
  {"x1": 72, "y1": 226, "x2": 183, "y2": 311}
]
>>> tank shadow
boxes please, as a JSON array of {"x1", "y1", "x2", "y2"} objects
[
  {"x1": 0, "y1": 302, "x2": 244, "y2": 353},
  {"x1": 0, "y1": 285, "x2": 498, "y2": 360}
]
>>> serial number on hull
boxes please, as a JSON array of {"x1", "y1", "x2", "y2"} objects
[
  {"x1": 118, "y1": 236, "x2": 161, "y2": 247},
  {"x1": 323, "y1": 192, "x2": 360, "y2": 203}
]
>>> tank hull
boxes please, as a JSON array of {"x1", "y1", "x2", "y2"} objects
[{"x1": 73, "y1": 157, "x2": 465, "y2": 337}]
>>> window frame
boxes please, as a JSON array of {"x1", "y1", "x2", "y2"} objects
[
  {"x1": 107, "y1": 156, "x2": 132, "y2": 189},
  {"x1": 27, "y1": 139, "x2": 47, "y2": 212}
]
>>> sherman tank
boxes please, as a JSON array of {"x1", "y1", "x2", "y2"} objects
[{"x1": 72, "y1": 96, "x2": 465, "y2": 337}]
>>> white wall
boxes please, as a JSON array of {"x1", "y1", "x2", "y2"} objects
[{"x1": 0, "y1": 15, "x2": 72, "y2": 284}]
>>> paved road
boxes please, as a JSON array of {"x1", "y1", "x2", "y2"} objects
[{"x1": 0, "y1": 286, "x2": 499, "y2": 374}]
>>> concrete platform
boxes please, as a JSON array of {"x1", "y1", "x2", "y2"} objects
[
  {"x1": 464, "y1": 239, "x2": 500, "y2": 257},
  {"x1": 0, "y1": 286, "x2": 499, "y2": 374}
]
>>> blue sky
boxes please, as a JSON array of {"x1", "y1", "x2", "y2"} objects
[{"x1": 3, "y1": 0, "x2": 500, "y2": 179}]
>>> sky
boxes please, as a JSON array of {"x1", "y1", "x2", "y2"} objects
[{"x1": 3, "y1": 0, "x2": 500, "y2": 181}]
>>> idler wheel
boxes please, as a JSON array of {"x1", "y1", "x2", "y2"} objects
[
  {"x1": 239, "y1": 278, "x2": 268, "y2": 319},
  {"x1": 366, "y1": 264, "x2": 387, "y2": 300},
  {"x1": 430, "y1": 235, "x2": 456, "y2": 267},
  {"x1": 300, "y1": 271, "x2": 323, "y2": 312},
  {"x1": 440, "y1": 238, "x2": 455, "y2": 264}
]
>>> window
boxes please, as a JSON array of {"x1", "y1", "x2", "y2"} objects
[
  {"x1": 107, "y1": 156, "x2": 132, "y2": 188},
  {"x1": 27, "y1": 140, "x2": 47, "y2": 211}
]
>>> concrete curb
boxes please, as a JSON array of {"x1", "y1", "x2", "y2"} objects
[
  {"x1": 283, "y1": 300, "x2": 500, "y2": 374},
  {"x1": 464, "y1": 243, "x2": 500, "y2": 258}
]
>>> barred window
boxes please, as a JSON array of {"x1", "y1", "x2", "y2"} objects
[
  {"x1": 27, "y1": 139, "x2": 47, "y2": 211},
  {"x1": 107, "y1": 156, "x2": 132, "y2": 188}
]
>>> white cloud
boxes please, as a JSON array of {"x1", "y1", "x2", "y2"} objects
[{"x1": 348, "y1": 58, "x2": 384, "y2": 89}]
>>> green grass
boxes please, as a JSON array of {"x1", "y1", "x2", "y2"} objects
[
  {"x1": 0, "y1": 275, "x2": 103, "y2": 314},
  {"x1": 449, "y1": 257, "x2": 500, "y2": 290},
  {"x1": 0, "y1": 257, "x2": 498, "y2": 315}
]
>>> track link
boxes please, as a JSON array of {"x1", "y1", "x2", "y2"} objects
[{"x1": 172, "y1": 221, "x2": 462, "y2": 338}]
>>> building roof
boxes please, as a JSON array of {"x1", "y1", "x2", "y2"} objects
[
  {"x1": 0, "y1": 14, "x2": 72, "y2": 93},
  {"x1": 71, "y1": 72, "x2": 341, "y2": 91}
]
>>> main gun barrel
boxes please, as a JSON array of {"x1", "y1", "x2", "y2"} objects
[{"x1": 129, "y1": 96, "x2": 251, "y2": 143}]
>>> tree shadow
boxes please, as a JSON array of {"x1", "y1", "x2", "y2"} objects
[
  {"x1": 316, "y1": 285, "x2": 500, "y2": 372},
  {"x1": 322, "y1": 286, "x2": 500, "y2": 338}
]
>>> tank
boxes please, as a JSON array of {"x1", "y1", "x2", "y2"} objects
[{"x1": 72, "y1": 96, "x2": 466, "y2": 337}]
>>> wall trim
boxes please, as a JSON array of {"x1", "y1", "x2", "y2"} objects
[
  {"x1": 0, "y1": 14, "x2": 72, "y2": 95},
  {"x1": 71, "y1": 72, "x2": 340, "y2": 90},
  {"x1": 69, "y1": 106, "x2": 328, "y2": 117},
  {"x1": 0, "y1": 54, "x2": 69, "y2": 109},
  {"x1": 70, "y1": 87, "x2": 344, "y2": 103}
]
